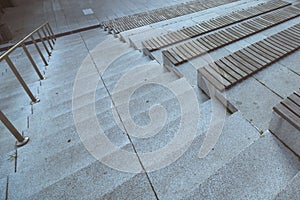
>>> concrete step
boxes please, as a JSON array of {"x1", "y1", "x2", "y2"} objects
[
  {"x1": 7, "y1": 141, "x2": 136, "y2": 199},
  {"x1": 185, "y1": 131, "x2": 300, "y2": 200},
  {"x1": 16, "y1": 74, "x2": 196, "y2": 173},
  {"x1": 144, "y1": 110, "x2": 259, "y2": 199},
  {"x1": 0, "y1": 177, "x2": 6, "y2": 200},
  {"x1": 25, "y1": 162, "x2": 155, "y2": 199},
  {"x1": 274, "y1": 171, "x2": 300, "y2": 200}
]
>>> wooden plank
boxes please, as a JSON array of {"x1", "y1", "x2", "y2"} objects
[
  {"x1": 190, "y1": 40, "x2": 208, "y2": 54},
  {"x1": 235, "y1": 51, "x2": 263, "y2": 69},
  {"x1": 204, "y1": 66, "x2": 231, "y2": 87},
  {"x1": 259, "y1": 40, "x2": 286, "y2": 56},
  {"x1": 170, "y1": 31, "x2": 183, "y2": 41},
  {"x1": 178, "y1": 44, "x2": 195, "y2": 59},
  {"x1": 210, "y1": 33, "x2": 228, "y2": 45},
  {"x1": 168, "y1": 48, "x2": 184, "y2": 64},
  {"x1": 248, "y1": 20, "x2": 268, "y2": 29},
  {"x1": 220, "y1": 57, "x2": 248, "y2": 77},
  {"x1": 191, "y1": 25, "x2": 204, "y2": 34},
  {"x1": 194, "y1": 24, "x2": 207, "y2": 32},
  {"x1": 281, "y1": 30, "x2": 300, "y2": 45},
  {"x1": 201, "y1": 36, "x2": 218, "y2": 49},
  {"x1": 252, "y1": 43, "x2": 279, "y2": 59},
  {"x1": 248, "y1": 44, "x2": 276, "y2": 61},
  {"x1": 272, "y1": 34, "x2": 298, "y2": 49},
  {"x1": 197, "y1": 24, "x2": 210, "y2": 32},
  {"x1": 215, "y1": 60, "x2": 243, "y2": 81},
  {"x1": 288, "y1": 93, "x2": 300, "y2": 107},
  {"x1": 209, "y1": 63, "x2": 237, "y2": 84},
  {"x1": 198, "y1": 67, "x2": 226, "y2": 91},
  {"x1": 206, "y1": 34, "x2": 223, "y2": 46},
  {"x1": 201, "y1": 21, "x2": 215, "y2": 30},
  {"x1": 143, "y1": 40, "x2": 156, "y2": 51},
  {"x1": 220, "y1": 30, "x2": 238, "y2": 40},
  {"x1": 253, "y1": 17, "x2": 273, "y2": 26},
  {"x1": 184, "y1": 43, "x2": 199, "y2": 57},
  {"x1": 226, "y1": 27, "x2": 244, "y2": 38},
  {"x1": 152, "y1": 37, "x2": 165, "y2": 48},
  {"x1": 242, "y1": 22, "x2": 260, "y2": 32},
  {"x1": 163, "y1": 50, "x2": 179, "y2": 65},
  {"x1": 282, "y1": 98, "x2": 300, "y2": 118},
  {"x1": 173, "y1": 46, "x2": 189, "y2": 61},
  {"x1": 241, "y1": 47, "x2": 270, "y2": 65},
  {"x1": 283, "y1": 28, "x2": 300, "y2": 40},
  {"x1": 226, "y1": 55, "x2": 255, "y2": 73},
  {"x1": 197, "y1": 37, "x2": 214, "y2": 50},
  {"x1": 161, "y1": 35, "x2": 174, "y2": 45},
  {"x1": 274, "y1": 103, "x2": 300, "y2": 130},
  {"x1": 174, "y1": 30, "x2": 187, "y2": 41},
  {"x1": 156, "y1": 36, "x2": 168, "y2": 46},
  {"x1": 231, "y1": 25, "x2": 248, "y2": 36},
  {"x1": 265, "y1": 37, "x2": 292, "y2": 52},
  {"x1": 214, "y1": 31, "x2": 231, "y2": 44},
  {"x1": 209, "y1": 19, "x2": 224, "y2": 27},
  {"x1": 238, "y1": 24, "x2": 256, "y2": 34}
]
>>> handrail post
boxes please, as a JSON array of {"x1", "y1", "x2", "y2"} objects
[
  {"x1": 30, "y1": 35, "x2": 48, "y2": 66},
  {"x1": 21, "y1": 43, "x2": 45, "y2": 80},
  {"x1": 41, "y1": 26, "x2": 53, "y2": 50},
  {"x1": 46, "y1": 22, "x2": 56, "y2": 41},
  {"x1": 0, "y1": 110, "x2": 29, "y2": 147},
  {"x1": 44, "y1": 24, "x2": 55, "y2": 45},
  {"x1": 36, "y1": 30, "x2": 51, "y2": 56},
  {"x1": 5, "y1": 56, "x2": 40, "y2": 103}
]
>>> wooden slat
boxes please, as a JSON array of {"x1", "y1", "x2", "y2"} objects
[
  {"x1": 215, "y1": 60, "x2": 242, "y2": 81},
  {"x1": 168, "y1": 49, "x2": 184, "y2": 64},
  {"x1": 274, "y1": 103, "x2": 300, "y2": 130},
  {"x1": 204, "y1": 66, "x2": 231, "y2": 87},
  {"x1": 162, "y1": 50, "x2": 179, "y2": 65},
  {"x1": 282, "y1": 98, "x2": 300, "y2": 118},
  {"x1": 220, "y1": 57, "x2": 248, "y2": 77},
  {"x1": 266, "y1": 37, "x2": 293, "y2": 52},
  {"x1": 241, "y1": 47, "x2": 270, "y2": 65},
  {"x1": 248, "y1": 44, "x2": 276, "y2": 62},
  {"x1": 226, "y1": 55, "x2": 255, "y2": 73},
  {"x1": 288, "y1": 93, "x2": 300, "y2": 107},
  {"x1": 258, "y1": 40, "x2": 286, "y2": 56},
  {"x1": 234, "y1": 51, "x2": 263, "y2": 69},
  {"x1": 209, "y1": 63, "x2": 237, "y2": 84},
  {"x1": 198, "y1": 67, "x2": 226, "y2": 91},
  {"x1": 252, "y1": 43, "x2": 279, "y2": 59}
]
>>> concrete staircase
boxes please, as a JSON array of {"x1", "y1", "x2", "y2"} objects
[{"x1": 1, "y1": 1, "x2": 300, "y2": 199}]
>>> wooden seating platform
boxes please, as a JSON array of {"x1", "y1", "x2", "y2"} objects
[
  {"x1": 162, "y1": 5, "x2": 300, "y2": 66},
  {"x1": 197, "y1": 23, "x2": 300, "y2": 94},
  {"x1": 142, "y1": 0, "x2": 290, "y2": 52},
  {"x1": 100, "y1": 0, "x2": 238, "y2": 34},
  {"x1": 269, "y1": 91, "x2": 300, "y2": 156}
]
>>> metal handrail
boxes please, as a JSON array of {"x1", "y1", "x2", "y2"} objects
[
  {"x1": 0, "y1": 110, "x2": 29, "y2": 147},
  {"x1": 0, "y1": 22, "x2": 56, "y2": 147},
  {"x1": 0, "y1": 22, "x2": 56, "y2": 103}
]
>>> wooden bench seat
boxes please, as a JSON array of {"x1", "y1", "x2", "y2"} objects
[
  {"x1": 162, "y1": 5, "x2": 300, "y2": 66},
  {"x1": 197, "y1": 23, "x2": 300, "y2": 94},
  {"x1": 142, "y1": 0, "x2": 291, "y2": 52},
  {"x1": 269, "y1": 91, "x2": 300, "y2": 156},
  {"x1": 100, "y1": 0, "x2": 240, "y2": 34}
]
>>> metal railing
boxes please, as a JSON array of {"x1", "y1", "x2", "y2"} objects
[
  {"x1": 0, "y1": 22, "x2": 56, "y2": 147},
  {"x1": 0, "y1": 110, "x2": 29, "y2": 147},
  {"x1": 0, "y1": 22, "x2": 56, "y2": 103}
]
